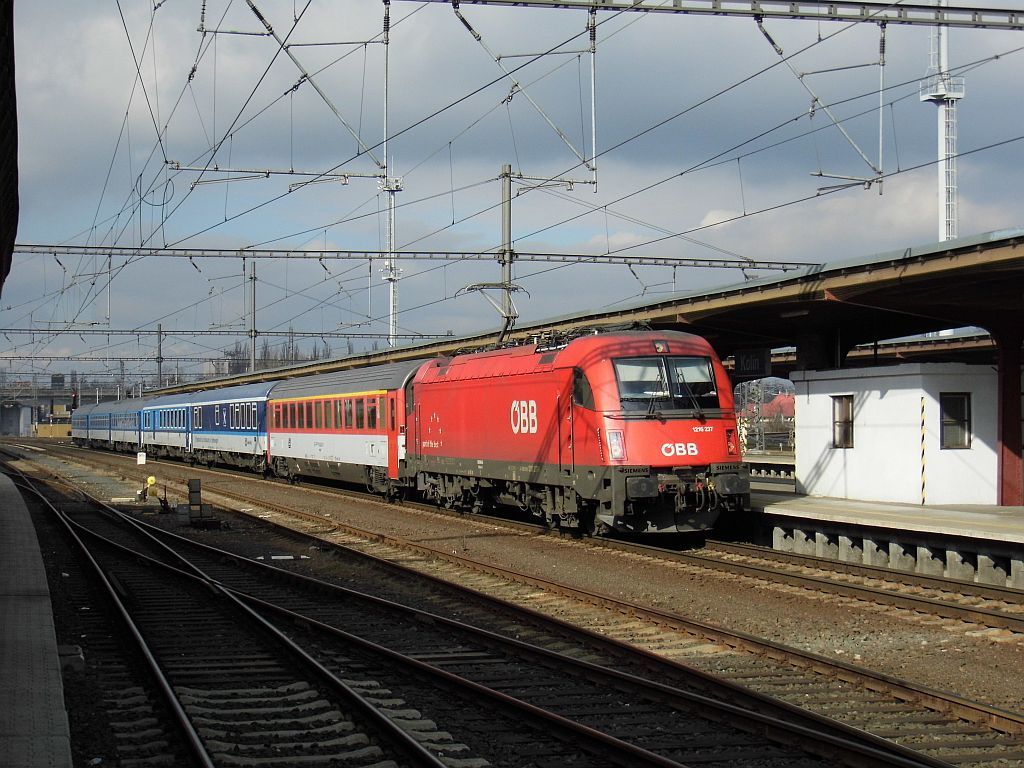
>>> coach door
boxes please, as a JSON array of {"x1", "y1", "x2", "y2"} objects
[{"x1": 386, "y1": 393, "x2": 400, "y2": 479}]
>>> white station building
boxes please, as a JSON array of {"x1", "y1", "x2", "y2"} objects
[{"x1": 791, "y1": 363, "x2": 999, "y2": 506}]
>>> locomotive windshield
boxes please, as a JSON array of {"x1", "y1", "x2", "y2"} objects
[{"x1": 613, "y1": 356, "x2": 720, "y2": 413}]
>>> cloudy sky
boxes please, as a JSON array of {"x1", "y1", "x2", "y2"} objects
[{"x1": 5, "y1": 0, "x2": 1024, "y2": 385}]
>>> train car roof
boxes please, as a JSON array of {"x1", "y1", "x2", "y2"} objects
[
  {"x1": 82, "y1": 396, "x2": 160, "y2": 415},
  {"x1": 71, "y1": 401, "x2": 101, "y2": 417},
  {"x1": 269, "y1": 359, "x2": 427, "y2": 399},
  {"x1": 144, "y1": 381, "x2": 281, "y2": 408},
  {"x1": 420, "y1": 331, "x2": 715, "y2": 382},
  {"x1": 190, "y1": 381, "x2": 282, "y2": 404}
]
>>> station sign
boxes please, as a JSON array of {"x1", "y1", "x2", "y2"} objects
[{"x1": 733, "y1": 348, "x2": 772, "y2": 379}]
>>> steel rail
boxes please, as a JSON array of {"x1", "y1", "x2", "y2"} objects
[
  {"x1": 46, "y1": 442, "x2": 1024, "y2": 631},
  {"x1": 93, "y1": 492, "x2": 959, "y2": 767},
  {"x1": 21, "y1": 444, "x2": 1024, "y2": 738},
  {"x1": 199, "y1": 482, "x2": 1024, "y2": 738},
  {"x1": 704, "y1": 538, "x2": 1024, "y2": 603},
  {"x1": 1, "y1": 461, "x2": 216, "y2": 768},
  {"x1": 580, "y1": 535, "x2": 1024, "y2": 633},
  {"x1": 65, "y1": 503, "x2": 453, "y2": 768},
  {"x1": 35, "y1": 474, "x2": 800, "y2": 768},
  {"x1": 40, "y1": 459, "x2": 957, "y2": 768}
]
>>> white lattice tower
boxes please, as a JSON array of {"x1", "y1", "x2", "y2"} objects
[{"x1": 920, "y1": 4, "x2": 965, "y2": 241}]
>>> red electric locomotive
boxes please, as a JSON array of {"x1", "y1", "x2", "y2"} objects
[{"x1": 404, "y1": 329, "x2": 749, "y2": 534}]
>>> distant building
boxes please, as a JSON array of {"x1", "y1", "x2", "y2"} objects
[
  {"x1": 0, "y1": 401, "x2": 33, "y2": 437},
  {"x1": 791, "y1": 364, "x2": 998, "y2": 505}
]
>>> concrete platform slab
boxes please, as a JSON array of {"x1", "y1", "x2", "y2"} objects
[
  {"x1": 754, "y1": 491, "x2": 1024, "y2": 587},
  {"x1": 755, "y1": 492, "x2": 1024, "y2": 545},
  {"x1": 0, "y1": 472, "x2": 73, "y2": 768}
]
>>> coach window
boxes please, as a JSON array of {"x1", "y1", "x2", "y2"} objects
[
  {"x1": 315, "y1": 401, "x2": 324, "y2": 430},
  {"x1": 940, "y1": 393, "x2": 971, "y2": 449},
  {"x1": 334, "y1": 400, "x2": 343, "y2": 430},
  {"x1": 344, "y1": 400, "x2": 353, "y2": 429},
  {"x1": 367, "y1": 399, "x2": 378, "y2": 430},
  {"x1": 389, "y1": 398, "x2": 396, "y2": 431},
  {"x1": 355, "y1": 399, "x2": 365, "y2": 429},
  {"x1": 832, "y1": 395, "x2": 854, "y2": 449}
]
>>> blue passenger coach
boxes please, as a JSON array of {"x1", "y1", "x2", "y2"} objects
[
  {"x1": 159, "y1": 382, "x2": 279, "y2": 470},
  {"x1": 73, "y1": 397, "x2": 155, "y2": 450},
  {"x1": 142, "y1": 392, "x2": 192, "y2": 455}
]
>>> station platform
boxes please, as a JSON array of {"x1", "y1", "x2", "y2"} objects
[
  {"x1": 0, "y1": 472, "x2": 73, "y2": 768},
  {"x1": 754, "y1": 490, "x2": 1024, "y2": 587}
]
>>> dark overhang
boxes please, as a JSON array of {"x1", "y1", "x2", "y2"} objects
[
  {"x1": 0, "y1": 0, "x2": 16, "y2": 297},
  {"x1": 153, "y1": 228, "x2": 1024, "y2": 393}
]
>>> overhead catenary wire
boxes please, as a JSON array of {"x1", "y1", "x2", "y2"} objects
[{"x1": 9, "y1": 6, "x2": 1024, "y2": 376}]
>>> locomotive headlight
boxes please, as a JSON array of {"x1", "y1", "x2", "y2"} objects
[{"x1": 607, "y1": 430, "x2": 626, "y2": 461}]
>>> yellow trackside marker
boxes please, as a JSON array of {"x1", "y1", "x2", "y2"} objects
[{"x1": 920, "y1": 396, "x2": 926, "y2": 506}]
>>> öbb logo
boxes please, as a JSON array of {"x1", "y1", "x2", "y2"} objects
[
  {"x1": 511, "y1": 400, "x2": 538, "y2": 434},
  {"x1": 661, "y1": 442, "x2": 699, "y2": 457}
]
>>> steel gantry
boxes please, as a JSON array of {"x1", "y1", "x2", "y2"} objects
[
  {"x1": 418, "y1": 0, "x2": 1024, "y2": 30},
  {"x1": 11, "y1": 244, "x2": 810, "y2": 272}
]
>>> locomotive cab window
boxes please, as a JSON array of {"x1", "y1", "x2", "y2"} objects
[
  {"x1": 613, "y1": 356, "x2": 718, "y2": 412},
  {"x1": 573, "y1": 368, "x2": 596, "y2": 410}
]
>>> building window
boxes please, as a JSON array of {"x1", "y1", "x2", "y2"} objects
[
  {"x1": 832, "y1": 394, "x2": 854, "y2": 449},
  {"x1": 940, "y1": 392, "x2": 971, "y2": 449}
]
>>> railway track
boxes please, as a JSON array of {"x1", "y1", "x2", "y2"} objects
[
  {"x1": 43, "y1": 440, "x2": 1024, "y2": 638},
  {"x1": 7, "y1": 460, "x2": 944, "y2": 768},
  {"x1": 8, "y1": 443, "x2": 1024, "y2": 766}
]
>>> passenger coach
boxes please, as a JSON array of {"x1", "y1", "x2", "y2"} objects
[
  {"x1": 172, "y1": 382, "x2": 279, "y2": 470},
  {"x1": 266, "y1": 360, "x2": 424, "y2": 493}
]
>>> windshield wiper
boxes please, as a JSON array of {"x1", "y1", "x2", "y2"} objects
[
  {"x1": 675, "y1": 369, "x2": 706, "y2": 420},
  {"x1": 647, "y1": 366, "x2": 670, "y2": 418}
]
